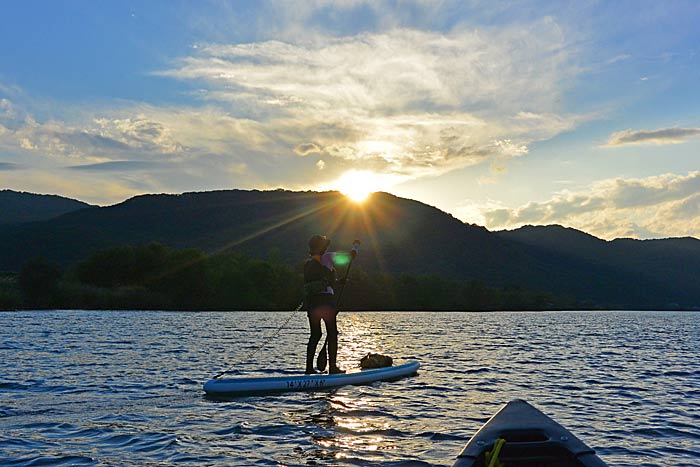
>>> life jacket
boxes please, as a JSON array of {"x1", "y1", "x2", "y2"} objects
[{"x1": 303, "y1": 257, "x2": 336, "y2": 298}]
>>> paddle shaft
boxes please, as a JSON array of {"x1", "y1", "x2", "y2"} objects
[{"x1": 335, "y1": 255, "x2": 355, "y2": 312}]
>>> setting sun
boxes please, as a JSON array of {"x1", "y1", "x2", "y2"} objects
[{"x1": 332, "y1": 170, "x2": 398, "y2": 202}]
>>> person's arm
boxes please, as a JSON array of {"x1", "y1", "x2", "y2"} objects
[
  {"x1": 332, "y1": 241, "x2": 361, "y2": 287},
  {"x1": 325, "y1": 241, "x2": 360, "y2": 269}
]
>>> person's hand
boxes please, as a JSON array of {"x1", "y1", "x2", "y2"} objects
[{"x1": 350, "y1": 249, "x2": 357, "y2": 259}]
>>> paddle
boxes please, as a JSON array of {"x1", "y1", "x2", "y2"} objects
[{"x1": 317, "y1": 241, "x2": 359, "y2": 372}]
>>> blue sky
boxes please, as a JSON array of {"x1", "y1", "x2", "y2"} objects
[{"x1": 1, "y1": 1, "x2": 699, "y2": 239}]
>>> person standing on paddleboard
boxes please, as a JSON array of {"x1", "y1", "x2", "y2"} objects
[{"x1": 303, "y1": 235, "x2": 358, "y2": 374}]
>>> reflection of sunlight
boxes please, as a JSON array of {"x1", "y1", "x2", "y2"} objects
[
  {"x1": 286, "y1": 389, "x2": 400, "y2": 461},
  {"x1": 336, "y1": 313, "x2": 383, "y2": 368},
  {"x1": 327, "y1": 401, "x2": 397, "y2": 454},
  {"x1": 281, "y1": 312, "x2": 415, "y2": 465}
]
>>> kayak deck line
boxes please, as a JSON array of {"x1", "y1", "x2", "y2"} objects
[
  {"x1": 203, "y1": 360, "x2": 420, "y2": 396},
  {"x1": 453, "y1": 399, "x2": 608, "y2": 467}
]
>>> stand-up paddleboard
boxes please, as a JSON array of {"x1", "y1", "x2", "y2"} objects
[{"x1": 204, "y1": 360, "x2": 420, "y2": 397}]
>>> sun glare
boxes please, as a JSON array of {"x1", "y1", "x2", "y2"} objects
[{"x1": 333, "y1": 170, "x2": 396, "y2": 202}]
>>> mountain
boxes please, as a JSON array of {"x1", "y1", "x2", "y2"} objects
[
  {"x1": 0, "y1": 190, "x2": 93, "y2": 225},
  {"x1": 498, "y1": 225, "x2": 700, "y2": 308},
  {"x1": 0, "y1": 189, "x2": 698, "y2": 308},
  {"x1": 0, "y1": 189, "x2": 507, "y2": 274}
]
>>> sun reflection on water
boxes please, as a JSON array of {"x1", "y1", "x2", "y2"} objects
[
  {"x1": 335, "y1": 312, "x2": 394, "y2": 369},
  {"x1": 282, "y1": 314, "x2": 414, "y2": 463}
]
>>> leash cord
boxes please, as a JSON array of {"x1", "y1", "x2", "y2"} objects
[{"x1": 213, "y1": 301, "x2": 304, "y2": 379}]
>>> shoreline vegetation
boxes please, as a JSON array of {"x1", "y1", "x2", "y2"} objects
[
  {"x1": 3, "y1": 189, "x2": 700, "y2": 310},
  {"x1": 1, "y1": 243, "x2": 581, "y2": 312}
]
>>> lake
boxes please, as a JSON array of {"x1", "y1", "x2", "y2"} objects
[{"x1": 1, "y1": 311, "x2": 699, "y2": 466}]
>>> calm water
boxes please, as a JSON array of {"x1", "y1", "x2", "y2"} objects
[{"x1": 1, "y1": 311, "x2": 699, "y2": 466}]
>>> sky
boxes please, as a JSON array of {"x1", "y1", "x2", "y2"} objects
[{"x1": 1, "y1": 0, "x2": 699, "y2": 240}]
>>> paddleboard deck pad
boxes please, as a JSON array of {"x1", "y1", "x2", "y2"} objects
[{"x1": 204, "y1": 360, "x2": 420, "y2": 396}]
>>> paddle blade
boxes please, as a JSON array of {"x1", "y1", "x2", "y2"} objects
[{"x1": 317, "y1": 340, "x2": 328, "y2": 372}]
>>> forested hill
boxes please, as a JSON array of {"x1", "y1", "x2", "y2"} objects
[
  {"x1": 497, "y1": 225, "x2": 700, "y2": 308},
  {"x1": 1, "y1": 189, "x2": 699, "y2": 308},
  {"x1": 0, "y1": 190, "x2": 93, "y2": 225}
]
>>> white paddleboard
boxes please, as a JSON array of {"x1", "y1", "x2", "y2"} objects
[{"x1": 203, "y1": 360, "x2": 420, "y2": 396}]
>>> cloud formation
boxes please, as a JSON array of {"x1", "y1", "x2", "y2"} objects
[
  {"x1": 159, "y1": 24, "x2": 578, "y2": 180},
  {"x1": 606, "y1": 127, "x2": 700, "y2": 146},
  {"x1": 0, "y1": 98, "x2": 273, "y2": 203},
  {"x1": 294, "y1": 142, "x2": 322, "y2": 156},
  {"x1": 0, "y1": 21, "x2": 582, "y2": 204},
  {"x1": 471, "y1": 172, "x2": 700, "y2": 239},
  {"x1": 0, "y1": 98, "x2": 264, "y2": 165},
  {"x1": 0, "y1": 162, "x2": 21, "y2": 171},
  {"x1": 66, "y1": 160, "x2": 163, "y2": 172},
  {"x1": 0, "y1": 107, "x2": 187, "y2": 162}
]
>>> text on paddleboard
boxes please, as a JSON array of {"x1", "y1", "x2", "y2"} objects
[{"x1": 286, "y1": 379, "x2": 326, "y2": 389}]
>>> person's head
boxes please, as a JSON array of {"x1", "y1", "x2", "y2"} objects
[{"x1": 308, "y1": 234, "x2": 330, "y2": 255}]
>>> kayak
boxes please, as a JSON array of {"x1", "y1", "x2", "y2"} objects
[
  {"x1": 453, "y1": 399, "x2": 608, "y2": 467},
  {"x1": 203, "y1": 360, "x2": 420, "y2": 397}
]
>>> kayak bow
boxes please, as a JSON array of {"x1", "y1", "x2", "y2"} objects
[{"x1": 453, "y1": 399, "x2": 608, "y2": 467}]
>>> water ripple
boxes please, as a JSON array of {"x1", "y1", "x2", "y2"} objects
[{"x1": 1, "y1": 310, "x2": 699, "y2": 466}]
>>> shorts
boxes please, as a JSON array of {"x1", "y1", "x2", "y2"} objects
[{"x1": 305, "y1": 293, "x2": 336, "y2": 313}]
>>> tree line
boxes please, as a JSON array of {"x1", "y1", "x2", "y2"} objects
[{"x1": 0, "y1": 243, "x2": 578, "y2": 311}]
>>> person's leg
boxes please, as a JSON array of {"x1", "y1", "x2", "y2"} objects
[
  {"x1": 322, "y1": 309, "x2": 344, "y2": 373},
  {"x1": 306, "y1": 309, "x2": 322, "y2": 373}
]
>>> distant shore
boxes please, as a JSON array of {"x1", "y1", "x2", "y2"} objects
[{"x1": 4, "y1": 242, "x2": 697, "y2": 312}]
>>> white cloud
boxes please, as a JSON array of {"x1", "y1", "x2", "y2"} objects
[
  {"x1": 294, "y1": 142, "x2": 322, "y2": 156},
  {"x1": 0, "y1": 98, "x2": 26, "y2": 130},
  {"x1": 454, "y1": 198, "x2": 506, "y2": 226},
  {"x1": 0, "y1": 82, "x2": 23, "y2": 98},
  {"x1": 605, "y1": 127, "x2": 700, "y2": 147},
  {"x1": 470, "y1": 172, "x2": 700, "y2": 239},
  {"x1": 0, "y1": 99, "x2": 272, "y2": 203},
  {"x1": 0, "y1": 104, "x2": 186, "y2": 162},
  {"x1": 157, "y1": 24, "x2": 578, "y2": 180},
  {"x1": 92, "y1": 117, "x2": 185, "y2": 154},
  {"x1": 2, "y1": 18, "x2": 583, "y2": 203},
  {"x1": 0, "y1": 100, "x2": 269, "y2": 166}
]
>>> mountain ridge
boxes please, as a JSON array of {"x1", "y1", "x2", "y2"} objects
[
  {"x1": 1, "y1": 188, "x2": 698, "y2": 308},
  {"x1": 0, "y1": 189, "x2": 94, "y2": 225}
]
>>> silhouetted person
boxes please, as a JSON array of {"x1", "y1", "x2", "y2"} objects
[{"x1": 303, "y1": 235, "x2": 356, "y2": 374}]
